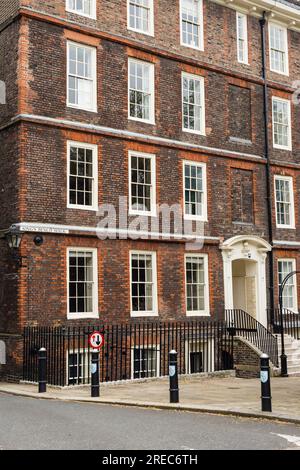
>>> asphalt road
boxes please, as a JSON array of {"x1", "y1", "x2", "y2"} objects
[{"x1": 0, "y1": 393, "x2": 300, "y2": 450}]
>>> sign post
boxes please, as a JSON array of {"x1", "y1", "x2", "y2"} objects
[
  {"x1": 89, "y1": 332, "x2": 104, "y2": 398},
  {"x1": 38, "y1": 347, "x2": 47, "y2": 394},
  {"x1": 169, "y1": 350, "x2": 179, "y2": 403},
  {"x1": 260, "y1": 353, "x2": 272, "y2": 412}
]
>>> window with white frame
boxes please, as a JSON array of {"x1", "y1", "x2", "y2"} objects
[
  {"x1": 68, "y1": 248, "x2": 98, "y2": 319},
  {"x1": 129, "y1": 151, "x2": 156, "y2": 215},
  {"x1": 67, "y1": 142, "x2": 98, "y2": 210},
  {"x1": 130, "y1": 252, "x2": 157, "y2": 316},
  {"x1": 269, "y1": 23, "x2": 288, "y2": 75},
  {"x1": 182, "y1": 73, "x2": 205, "y2": 134},
  {"x1": 183, "y1": 161, "x2": 207, "y2": 220},
  {"x1": 128, "y1": 58, "x2": 155, "y2": 123},
  {"x1": 275, "y1": 176, "x2": 295, "y2": 228},
  {"x1": 186, "y1": 339, "x2": 215, "y2": 374},
  {"x1": 180, "y1": 0, "x2": 203, "y2": 50},
  {"x1": 68, "y1": 350, "x2": 89, "y2": 385},
  {"x1": 185, "y1": 254, "x2": 209, "y2": 316},
  {"x1": 66, "y1": 0, "x2": 96, "y2": 18},
  {"x1": 67, "y1": 42, "x2": 97, "y2": 112},
  {"x1": 272, "y1": 97, "x2": 292, "y2": 150},
  {"x1": 128, "y1": 0, "x2": 154, "y2": 35},
  {"x1": 132, "y1": 346, "x2": 159, "y2": 379},
  {"x1": 236, "y1": 12, "x2": 248, "y2": 64},
  {"x1": 278, "y1": 259, "x2": 297, "y2": 311}
]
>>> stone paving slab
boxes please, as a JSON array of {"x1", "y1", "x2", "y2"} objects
[{"x1": 1, "y1": 376, "x2": 300, "y2": 425}]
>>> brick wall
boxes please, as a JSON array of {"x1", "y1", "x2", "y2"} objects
[
  {"x1": 17, "y1": 122, "x2": 271, "y2": 240},
  {"x1": 15, "y1": 1, "x2": 300, "y2": 85},
  {"x1": 0, "y1": 20, "x2": 19, "y2": 125},
  {"x1": 0, "y1": 0, "x2": 19, "y2": 26},
  {"x1": 17, "y1": 232, "x2": 223, "y2": 326},
  {"x1": 0, "y1": 334, "x2": 23, "y2": 382}
]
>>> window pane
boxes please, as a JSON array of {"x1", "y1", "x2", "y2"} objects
[
  {"x1": 186, "y1": 256, "x2": 206, "y2": 313},
  {"x1": 131, "y1": 253, "x2": 155, "y2": 313},
  {"x1": 68, "y1": 251, "x2": 95, "y2": 315},
  {"x1": 68, "y1": 43, "x2": 95, "y2": 110},
  {"x1": 69, "y1": 145, "x2": 95, "y2": 208}
]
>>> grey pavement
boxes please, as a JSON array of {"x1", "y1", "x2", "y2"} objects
[{"x1": 1, "y1": 392, "x2": 300, "y2": 450}]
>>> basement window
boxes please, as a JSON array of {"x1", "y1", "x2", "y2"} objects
[{"x1": 131, "y1": 346, "x2": 160, "y2": 379}]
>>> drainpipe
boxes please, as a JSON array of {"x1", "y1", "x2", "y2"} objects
[{"x1": 259, "y1": 12, "x2": 275, "y2": 324}]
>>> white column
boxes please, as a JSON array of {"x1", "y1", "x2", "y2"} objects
[
  {"x1": 222, "y1": 249, "x2": 233, "y2": 311},
  {"x1": 257, "y1": 250, "x2": 268, "y2": 327}
]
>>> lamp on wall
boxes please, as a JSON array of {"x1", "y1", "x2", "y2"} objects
[{"x1": 5, "y1": 227, "x2": 23, "y2": 267}]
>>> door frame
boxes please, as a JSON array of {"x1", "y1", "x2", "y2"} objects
[{"x1": 221, "y1": 236, "x2": 271, "y2": 327}]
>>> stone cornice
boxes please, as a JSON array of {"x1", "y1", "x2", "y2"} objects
[{"x1": 212, "y1": 0, "x2": 300, "y2": 31}]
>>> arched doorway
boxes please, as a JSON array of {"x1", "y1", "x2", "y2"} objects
[{"x1": 221, "y1": 236, "x2": 272, "y2": 327}]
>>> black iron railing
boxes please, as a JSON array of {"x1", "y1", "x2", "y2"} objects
[
  {"x1": 225, "y1": 309, "x2": 279, "y2": 367},
  {"x1": 267, "y1": 308, "x2": 300, "y2": 340},
  {"x1": 23, "y1": 321, "x2": 234, "y2": 386}
]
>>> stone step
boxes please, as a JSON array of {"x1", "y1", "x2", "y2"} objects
[
  {"x1": 287, "y1": 360, "x2": 300, "y2": 367},
  {"x1": 286, "y1": 365, "x2": 300, "y2": 373}
]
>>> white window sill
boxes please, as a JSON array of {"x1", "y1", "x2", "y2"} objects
[
  {"x1": 273, "y1": 143, "x2": 292, "y2": 151},
  {"x1": 128, "y1": 116, "x2": 155, "y2": 126},
  {"x1": 276, "y1": 224, "x2": 296, "y2": 230},
  {"x1": 67, "y1": 103, "x2": 98, "y2": 114},
  {"x1": 67, "y1": 313, "x2": 99, "y2": 320},
  {"x1": 66, "y1": 9, "x2": 97, "y2": 20},
  {"x1": 186, "y1": 311, "x2": 210, "y2": 317},
  {"x1": 182, "y1": 127, "x2": 206, "y2": 137},
  {"x1": 67, "y1": 204, "x2": 98, "y2": 212},
  {"x1": 181, "y1": 42, "x2": 204, "y2": 52},
  {"x1": 129, "y1": 209, "x2": 157, "y2": 218},
  {"x1": 270, "y1": 67, "x2": 289, "y2": 77},
  {"x1": 127, "y1": 26, "x2": 154, "y2": 37},
  {"x1": 130, "y1": 311, "x2": 159, "y2": 318},
  {"x1": 184, "y1": 214, "x2": 207, "y2": 223}
]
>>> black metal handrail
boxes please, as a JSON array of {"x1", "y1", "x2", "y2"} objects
[
  {"x1": 267, "y1": 308, "x2": 300, "y2": 340},
  {"x1": 225, "y1": 309, "x2": 279, "y2": 367}
]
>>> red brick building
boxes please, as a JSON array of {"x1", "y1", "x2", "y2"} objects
[{"x1": 0, "y1": 0, "x2": 299, "y2": 381}]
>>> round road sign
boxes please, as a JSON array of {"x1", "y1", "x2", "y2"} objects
[{"x1": 89, "y1": 331, "x2": 104, "y2": 350}]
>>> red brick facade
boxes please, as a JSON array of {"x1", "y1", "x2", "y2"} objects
[{"x1": 0, "y1": 1, "x2": 299, "y2": 378}]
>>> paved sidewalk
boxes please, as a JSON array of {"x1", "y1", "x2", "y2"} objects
[{"x1": 1, "y1": 375, "x2": 300, "y2": 424}]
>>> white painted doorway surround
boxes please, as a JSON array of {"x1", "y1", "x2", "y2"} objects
[{"x1": 221, "y1": 236, "x2": 272, "y2": 327}]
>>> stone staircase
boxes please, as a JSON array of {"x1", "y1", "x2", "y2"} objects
[{"x1": 276, "y1": 334, "x2": 300, "y2": 376}]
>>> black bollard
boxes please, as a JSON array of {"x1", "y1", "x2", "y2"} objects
[
  {"x1": 91, "y1": 350, "x2": 100, "y2": 398},
  {"x1": 260, "y1": 353, "x2": 272, "y2": 412},
  {"x1": 169, "y1": 350, "x2": 179, "y2": 403},
  {"x1": 38, "y1": 348, "x2": 47, "y2": 393}
]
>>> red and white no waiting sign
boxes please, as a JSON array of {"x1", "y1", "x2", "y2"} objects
[{"x1": 89, "y1": 331, "x2": 105, "y2": 350}]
